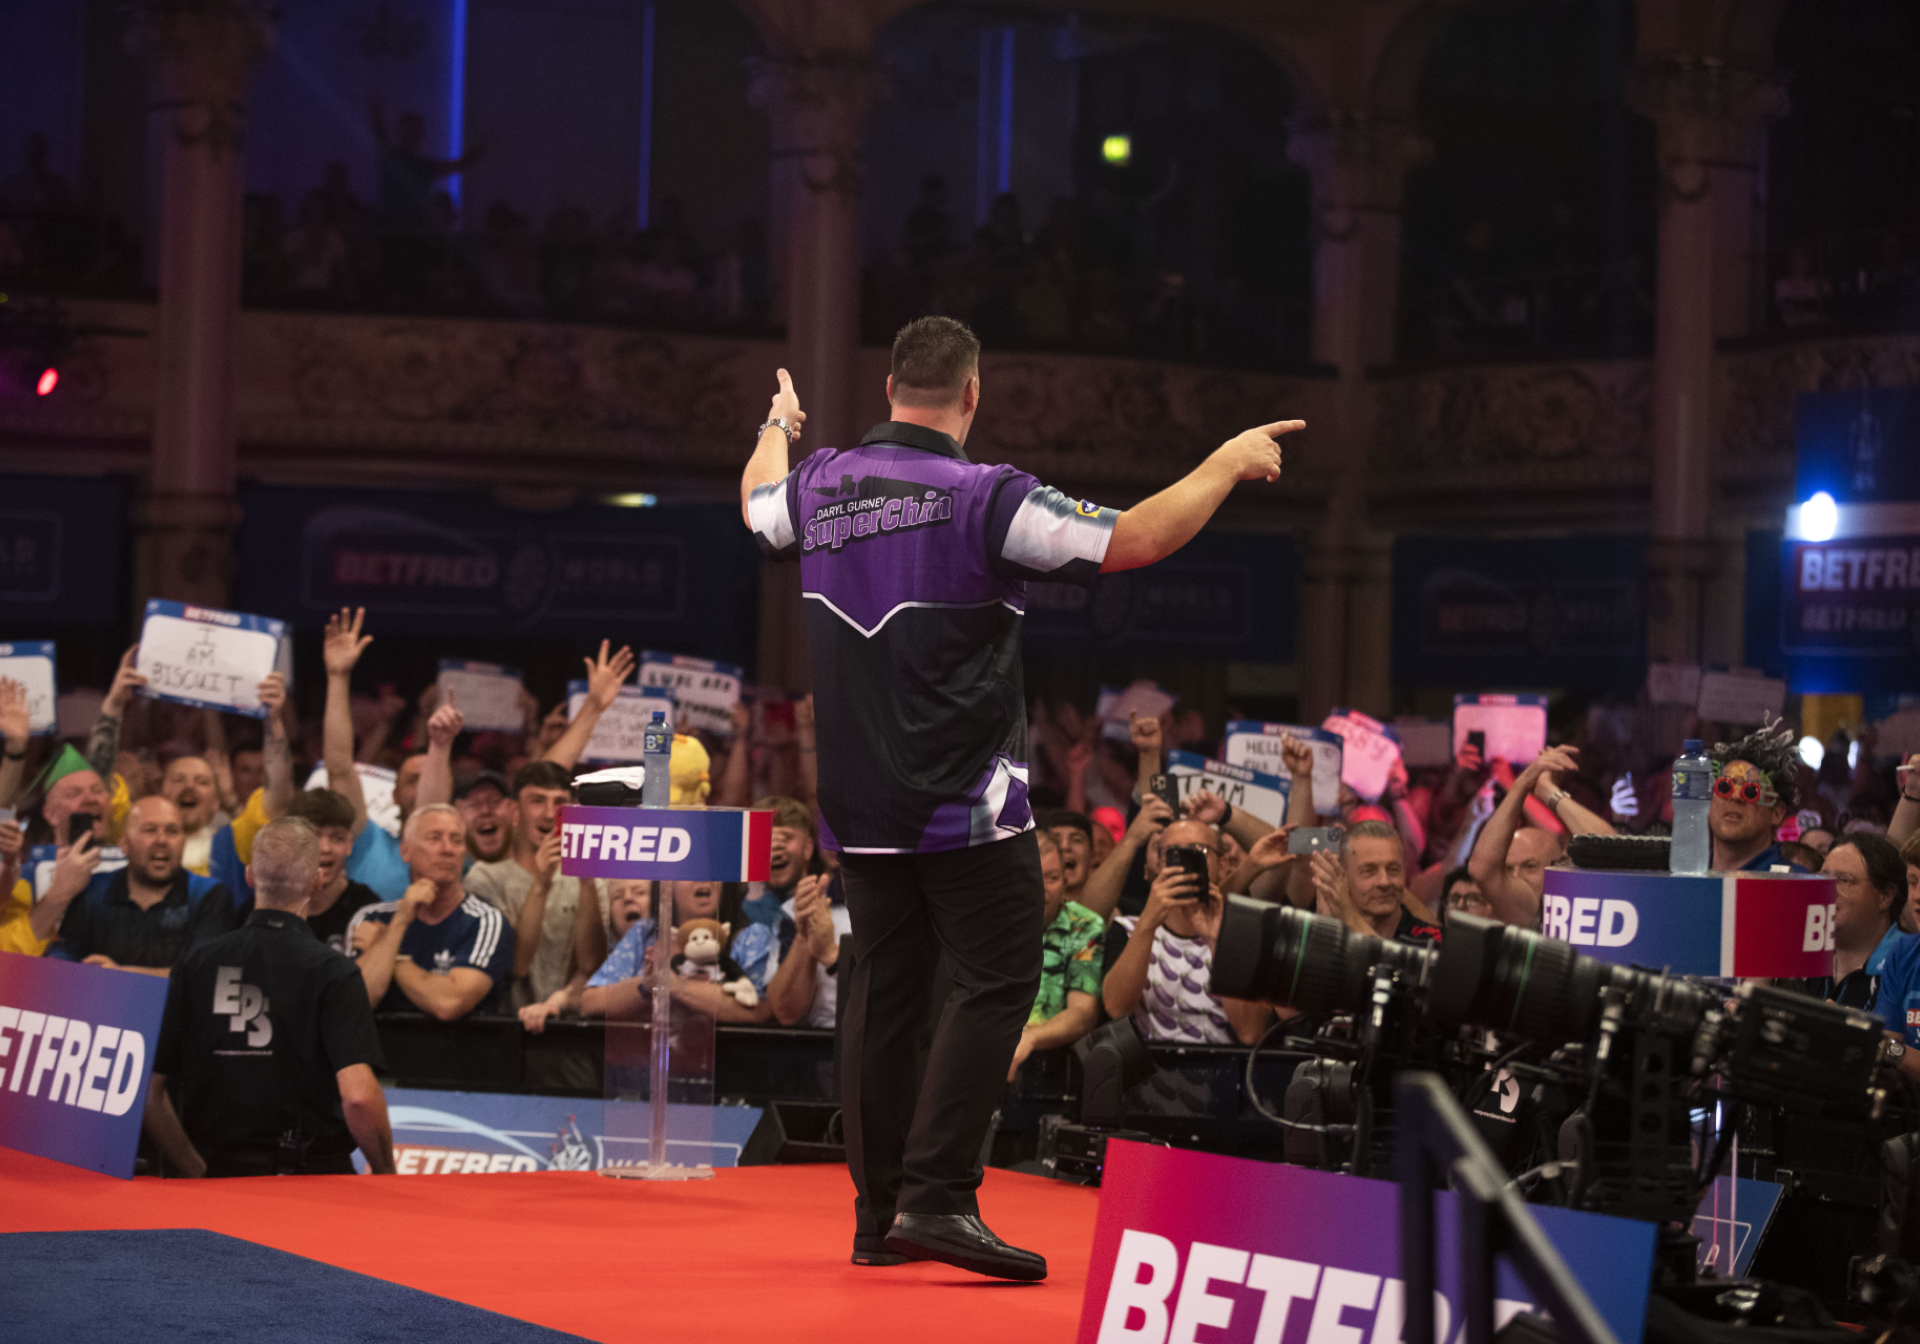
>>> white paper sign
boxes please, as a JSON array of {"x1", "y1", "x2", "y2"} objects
[
  {"x1": 1453, "y1": 694, "x2": 1548, "y2": 767},
  {"x1": 567, "y1": 681, "x2": 674, "y2": 763},
  {"x1": 1224, "y1": 722, "x2": 1342, "y2": 815},
  {"x1": 1394, "y1": 717, "x2": 1455, "y2": 770},
  {"x1": 1647, "y1": 663, "x2": 1703, "y2": 708},
  {"x1": 1095, "y1": 681, "x2": 1175, "y2": 745},
  {"x1": 0, "y1": 641, "x2": 56, "y2": 735},
  {"x1": 1695, "y1": 671, "x2": 1787, "y2": 727},
  {"x1": 1165, "y1": 750, "x2": 1291, "y2": 827},
  {"x1": 1321, "y1": 709, "x2": 1401, "y2": 803},
  {"x1": 306, "y1": 762, "x2": 401, "y2": 837},
  {"x1": 135, "y1": 600, "x2": 285, "y2": 718},
  {"x1": 638, "y1": 652, "x2": 743, "y2": 738},
  {"x1": 437, "y1": 660, "x2": 526, "y2": 733}
]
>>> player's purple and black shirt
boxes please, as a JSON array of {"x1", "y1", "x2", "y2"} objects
[{"x1": 748, "y1": 421, "x2": 1117, "y2": 854}]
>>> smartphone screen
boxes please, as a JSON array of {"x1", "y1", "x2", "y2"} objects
[
  {"x1": 68, "y1": 812, "x2": 97, "y2": 845},
  {"x1": 1467, "y1": 730, "x2": 1486, "y2": 754},
  {"x1": 1147, "y1": 773, "x2": 1178, "y2": 810}
]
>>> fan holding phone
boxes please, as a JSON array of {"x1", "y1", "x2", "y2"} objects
[{"x1": 1102, "y1": 816, "x2": 1276, "y2": 1046}]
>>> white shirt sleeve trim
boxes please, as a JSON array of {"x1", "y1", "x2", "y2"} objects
[
  {"x1": 1000, "y1": 486, "x2": 1114, "y2": 574},
  {"x1": 747, "y1": 479, "x2": 795, "y2": 551}
]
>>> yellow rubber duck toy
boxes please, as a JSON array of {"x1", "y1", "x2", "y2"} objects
[{"x1": 669, "y1": 734, "x2": 712, "y2": 807}]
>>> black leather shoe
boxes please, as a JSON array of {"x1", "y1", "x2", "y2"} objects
[
  {"x1": 885, "y1": 1213, "x2": 1048, "y2": 1282},
  {"x1": 852, "y1": 1234, "x2": 908, "y2": 1267}
]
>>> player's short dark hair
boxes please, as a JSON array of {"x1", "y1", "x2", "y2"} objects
[
  {"x1": 286, "y1": 788, "x2": 356, "y2": 832},
  {"x1": 513, "y1": 760, "x2": 574, "y2": 799},
  {"x1": 890, "y1": 316, "x2": 980, "y2": 409}
]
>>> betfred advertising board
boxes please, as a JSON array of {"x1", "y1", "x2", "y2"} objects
[
  {"x1": 558, "y1": 805, "x2": 772, "y2": 882},
  {"x1": 1540, "y1": 870, "x2": 1837, "y2": 978},
  {"x1": 0, "y1": 953, "x2": 167, "y2": 1178},
  {"x1": 1079, "y1": 1141, "x2": 1654, "y2": 1344}
]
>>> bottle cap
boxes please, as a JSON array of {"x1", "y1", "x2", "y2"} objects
[
  {"x1": 1683, "y1": 738, "x2": 1701, "y2": 752},
  {"x1": 650, "y1": 711, "x2": 665, "y2": 722}
]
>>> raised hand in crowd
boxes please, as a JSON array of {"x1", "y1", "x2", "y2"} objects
[
  {"x1": 544, "y1": 639, "x2": 636, "y2": 771},
  {"x1": 324, "y1": 607, "x2": 373, "y2": 676},
  {"x1": 0, "y1": 813, "x2": 23, "y2": 889},
  {"x1": 1224, "y1": 825, "x2": 1299, "y2": 896},
  {"x1": 1140, "y1": 859, "x2": 1204, "y2": 934},
  {"x1": 1528, "y1": 744, "x2": 1614, "y2": 838},
  {"x1": 29, "y1": 833, "x2": 103, "y2": 941},
  {"x1": 102, "y1": 644, "x2": 147, "y2": 718},
  {"x1": 1309, "y1": 849, "x2": 1369, "y2": 936},
  {"x1": 0, "y1": 677, "x2": 32, "y2": 807},
  {"x1": 1077, "y1": 792, "x2": 1173, "y2": 922},
  {"x1": 426, "y1": 695, "x2": 464, "y2": 751}
]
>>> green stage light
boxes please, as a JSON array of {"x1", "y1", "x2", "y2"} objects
[{"x1": 1101, "y1": 134, "x2": 1131, "y2": 166}]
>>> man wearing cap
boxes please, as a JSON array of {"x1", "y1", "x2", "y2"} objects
[
  {"x1": 464, "y1": 761, "x2": 594, "y2": 1013},
  {"x1": 740, "y1": 316, "x2": 1299, "y2": 1279},
  {"x1": 455, "y1": 769, "x2": 515, "y2": 868}
]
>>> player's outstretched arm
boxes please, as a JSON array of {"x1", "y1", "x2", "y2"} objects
[{"x1": 1102, "y1": 421, "x2": 1303, "y2": 572}]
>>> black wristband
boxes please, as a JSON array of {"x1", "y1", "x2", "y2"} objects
[{"x1": 1219, "y1": 801, "x2": 1233, "y2": 829}]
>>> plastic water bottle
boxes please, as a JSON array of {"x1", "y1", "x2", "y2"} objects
[
  {"x1": 642, "y1": 711, "x2": 672, "y2": 809},
  {"x1": 1670, "y1": 739, "x2": 1712, "y2": 874}
]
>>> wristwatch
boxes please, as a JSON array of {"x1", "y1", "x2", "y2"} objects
[
  {"x1": 1543, "y1": 788, "x2": 1569, "y2": 811},
  {"x1": 1889, "y1": 1039, "x2": 1907, "y2": 1065},
  {"x1": 758, "y1": 416, "x2": 800, "y2": 445}
]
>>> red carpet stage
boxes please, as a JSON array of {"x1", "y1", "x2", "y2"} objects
[{"x1": 0, "y1": 1146, "x2": 1099, "y2": 1342}]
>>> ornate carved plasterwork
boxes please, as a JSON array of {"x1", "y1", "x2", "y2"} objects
[
  {"x1": 1373, "y1": 359, "x2": 1651, "y2": 470},
  {"x1": 966, "y1": 353, "x2": 1324, "y2": 486},
  {"x1": 1719, "y1": 333, "x2": 1920, "y2": 461},
  {"x1": 127, "y1": 0, "x2": 277, "y2": 159},
  {"x1": 266, "y1": 317, "x2": 756, "y2": 455}
]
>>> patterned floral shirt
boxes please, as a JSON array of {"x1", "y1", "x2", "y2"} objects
[
  {"x1": 1030, "y1": 901, "x2": 1105, "y2": 1026},
  {"x1": 1113, "y1": 914, "x2": 1235, "y2": 1045}
]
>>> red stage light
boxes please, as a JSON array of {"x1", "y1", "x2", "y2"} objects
[{"x1": 35, "y1": 367, "x2": 58, "y2": 397}]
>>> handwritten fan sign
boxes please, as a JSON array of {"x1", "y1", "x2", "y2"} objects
[
  {"x1": 135, "y1": 601, "x2": 285, "y2": 719},
  {"x1": 566, "y1": 681, "x2": 674, "y2": 763},
  {"x1": 1322, "y1": 708, "x2": 1402, "y2": 802},
  {"x1": 1696, "y1": 671, "x2": 1787, "y2": 727},
  {"x1": 1224, "y1": 722, "x2": 1341, "y2": 815},
  {"x1": 436, "y1": 660, "x2": 525, "y2": 733},
  {"x1": 1166, "y1": 751, "x2": 1290, "y2": 827},
  {"x1": 0, "y1": 642, "x2": 56, "y2": 735},
  {"x1": 637, "y1": 652, "x2": 742, "y2": 738},
  {"x1": 305, "y1": 762, "x2": 400, "y2": 837},
  {"x1": 1453, "y1": 693, "x2": 1548, "y2": 767},
  {"x1": 1648, "y1": 663, "x2": 1703, "y2": 708}
]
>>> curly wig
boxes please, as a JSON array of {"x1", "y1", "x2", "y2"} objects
[{"x1": 1707, "y1": 717, "x2": 1801, "y2": 813}]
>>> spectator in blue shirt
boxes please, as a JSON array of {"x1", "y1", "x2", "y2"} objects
[
  {"x1": 346, "y1": 803, "x2": 513, "y2": 1020},
  {"x1": 582, "y1": 879, "x2": 772, "y2": 1023}
]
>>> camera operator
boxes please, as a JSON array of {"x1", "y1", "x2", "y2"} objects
[
  {"x1": 1102, "y1": 818, "x2": 1272, "y2": 1045},
  {"x1": 1309, "y1": 819, "x2": 1443, "y2": 945}
]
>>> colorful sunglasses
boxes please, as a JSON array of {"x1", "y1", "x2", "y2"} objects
[{"x1": 1713, "y1": 776, "x2": 1777, "y2": 806}]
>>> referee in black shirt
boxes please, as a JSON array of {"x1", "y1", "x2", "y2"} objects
[{"x1": 145, "y1": 818, "x2": 395, "y2": 1178}]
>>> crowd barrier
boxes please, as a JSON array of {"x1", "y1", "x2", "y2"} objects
[{"x1": 370, "y1": 1013, "x2": 1309, "y2": 1167}]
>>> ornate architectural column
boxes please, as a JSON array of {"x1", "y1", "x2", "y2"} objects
[
  {"x1": 129, "y1": 0, "x2": 274, "y2": 611},
  {"x1": 1628, "y1": 57, "x2": 1789, "y2": 668},
  {"x1": 747, "y1": 48, "x2": 884, "y2": 692},
  {"x1": 1289, "y1": 114, "x2": 1428, "y2": 720},
  {"x1": 1629, "y1": 56, "x2": 1785, "y2": 664}
]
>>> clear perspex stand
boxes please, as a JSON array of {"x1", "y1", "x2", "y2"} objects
[{"x1": 558, "y1": 803, "x2": 771, "y2": 1183}]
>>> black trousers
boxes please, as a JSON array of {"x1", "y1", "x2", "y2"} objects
[{"x1": 838, "y1": 831, "x2": 1043, "y2": 1240}]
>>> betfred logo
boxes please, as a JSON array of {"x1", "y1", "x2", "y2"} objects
[
  {"x1": 1906, "y1": 1008, "x2": 1920, "y2": 1029},
  {"x1": 1803, "y1": 904, "x2": 1838, "y2": 953},
  {"x1": 1540, "y1": 895, "x2": 1638, "y2": 947}
]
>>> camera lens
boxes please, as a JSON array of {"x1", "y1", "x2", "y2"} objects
[
  {"x1": 1213, "y1": 896, "x2": 1431, "y2": 1015},
  {"x1": 1430, "y1": 913, "x2": 1608, "y2": 1043}
]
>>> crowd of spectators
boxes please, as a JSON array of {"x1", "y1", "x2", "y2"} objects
[
  {"x1": 1771, "y1": 230, "x2": 1920, "y2": 333},
  {"x1": 1, "y1": 595, "x2": 1917, "y2": 1175},
  {"x1": 864, "y1": 176, "x2": 1306, "y2": 367}
]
